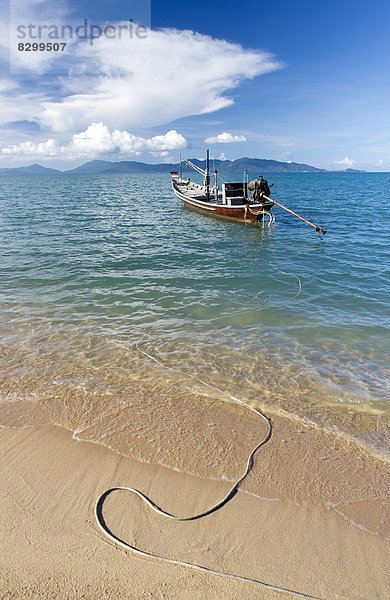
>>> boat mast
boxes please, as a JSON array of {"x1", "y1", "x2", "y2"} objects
[{"x1": 179, "y1": 153, "x2": 182, "y2": 181}]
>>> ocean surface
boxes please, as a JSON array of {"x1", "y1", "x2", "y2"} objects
[{"x1": 0, "y1": 171, "x2": 389, "y2": 471}]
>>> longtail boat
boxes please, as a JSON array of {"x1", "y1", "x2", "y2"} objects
[
  {"x1": 171, "y1": 150, "x2": 275, "y2": 225},
  {"x1": 171, "y1": 150, "x2": 327, "y2": 237}
]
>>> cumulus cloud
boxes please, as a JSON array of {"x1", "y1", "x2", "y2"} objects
[
  {"x1": 204, "y1": 131, "x2": 247, "y2": 144},
  {"x1": 335, "y1": 156, "x2": 355, "y2": 166},
  {"x1": 0, "y1": 139, "x2": 59, "y2": 156},
  {"x1": 0, "y1": 123, "x2": 188, "y2": 159}
]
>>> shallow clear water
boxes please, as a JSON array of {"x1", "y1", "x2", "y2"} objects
[{"x1": 0, "y1": 172, "x2": 389, "y2": 464}]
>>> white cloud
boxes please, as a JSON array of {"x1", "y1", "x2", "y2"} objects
[
  {"x1": 219, "y1": 152, "x2": 227, "y2": 160},
  {"x1": 204, "y1": 131, "x2": 247, "y2": 144},
  {"x1": 335, "y1": 156, "x2": 355, "y2": 166},
  {"x1": 0, "y1": 88, "x2": 51, "y2": 126},
  {"x1": 0, "y1": 138, "x2": 59, "y2": 156},
  {"x1": 0, "y1": 19, "x2": 280, "y2": 161},
  {"x1": 0, "y1": 79, "x2": 19, "y2": 93},
  {"x1": 38, "y1": 27, "x2": 280, "y2": 132},
  {"x1": 111, "y1": 127, "x2": 187, "y2": 155},
  {"x1": 0, "y1": 122, "x2": 187, "y2": 159},
  {"x1": 8, "y1": 0, "x2": 73, "y2": 74}
]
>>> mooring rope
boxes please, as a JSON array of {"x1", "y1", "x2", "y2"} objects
[
  {"x1": 269, "y1": 261, "x2": 302, "y2": 302},
  {"x1": 247, "y1": 205, "x2": 268, "y2": 216},
  {"x1": 95, "y1": 338, "x2": 323, "y2": 599}
]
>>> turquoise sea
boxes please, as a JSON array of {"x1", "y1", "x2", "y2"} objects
[{"x1": 0, "y1": 172, "x2": 389, "y2": 467}]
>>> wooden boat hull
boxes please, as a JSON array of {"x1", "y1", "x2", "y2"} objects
[{"x1": 172, "y1": 181, "x2": 273, "y2": 224}]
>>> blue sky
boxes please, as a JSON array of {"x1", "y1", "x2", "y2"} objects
[{"x1": 0, "y1": 0, "x2": 389, "y2": 169}]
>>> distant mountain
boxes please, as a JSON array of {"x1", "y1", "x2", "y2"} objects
[
  {"x1": 65, "y1": 159, "x2": 167, "y2": 174},
  {"x1": 0, "y1": 163, "x2": 62, "y2": 174},
  {"x1": 0, "y1": 158, "x2": 366, "y2": 176},
  {"x1": 65, "y1": 157, "x2": 326, "y2": 175},
  {"x1": 215, "y1": 157, "x2": 326, "y2": 174}
]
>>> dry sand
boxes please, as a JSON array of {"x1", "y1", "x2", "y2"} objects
[{"x1": 1, "y1": 415, "x2": 389, "y2": 599}]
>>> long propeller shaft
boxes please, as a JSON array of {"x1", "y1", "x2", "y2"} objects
[{"x1": 263, "y1": 195, "x2": 326, "y2": 237}]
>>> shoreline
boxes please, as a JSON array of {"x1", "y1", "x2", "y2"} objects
[
  {"x1": 1, "y1": 410, "x2": 389, "y2": 599},
  {"x1": 72, "y1": 403, "x2": 389, "y2": 472},
  {"x1": 71, "y1": 402, "x2": 390, "y2": 526}
]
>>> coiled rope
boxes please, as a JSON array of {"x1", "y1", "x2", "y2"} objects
[{"x1": 95, "y1": 339, "x2": 323, "y2": 600}]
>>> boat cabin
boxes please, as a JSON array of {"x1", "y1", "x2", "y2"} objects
[{"x1": 222, "y1": 182, "x2": 247, "y2": 206}]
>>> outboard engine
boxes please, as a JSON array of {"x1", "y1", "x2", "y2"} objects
[{"x1": 248, "y1": 176, "x2": 271, "y2": 202}]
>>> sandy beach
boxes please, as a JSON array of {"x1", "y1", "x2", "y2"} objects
[
  {"x1": 1, "y1": 412, "x2": 388, "y2": 600},
  {"x1": 2, "y1": 0, "x2": 390, "y2": 597}
]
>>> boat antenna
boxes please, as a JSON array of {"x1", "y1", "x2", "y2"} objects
[
  {"x1": 243, "y1": 169, "x2": 249, "y2": 202},
  {"x1": 213, "y1": 160, "x2": 219, "y2": 202},
  {"x1": 205, "y1": 149, "x2": 210, "y2": 200}
]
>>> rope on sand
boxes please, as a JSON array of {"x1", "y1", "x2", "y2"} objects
[{"x1": 95, "y1": 340, "x2": 323, "y2": 600}]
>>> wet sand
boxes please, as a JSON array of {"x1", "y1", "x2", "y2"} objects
[{"x1": 1, "y1": 411, "x2": 389, "y2": 600}]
